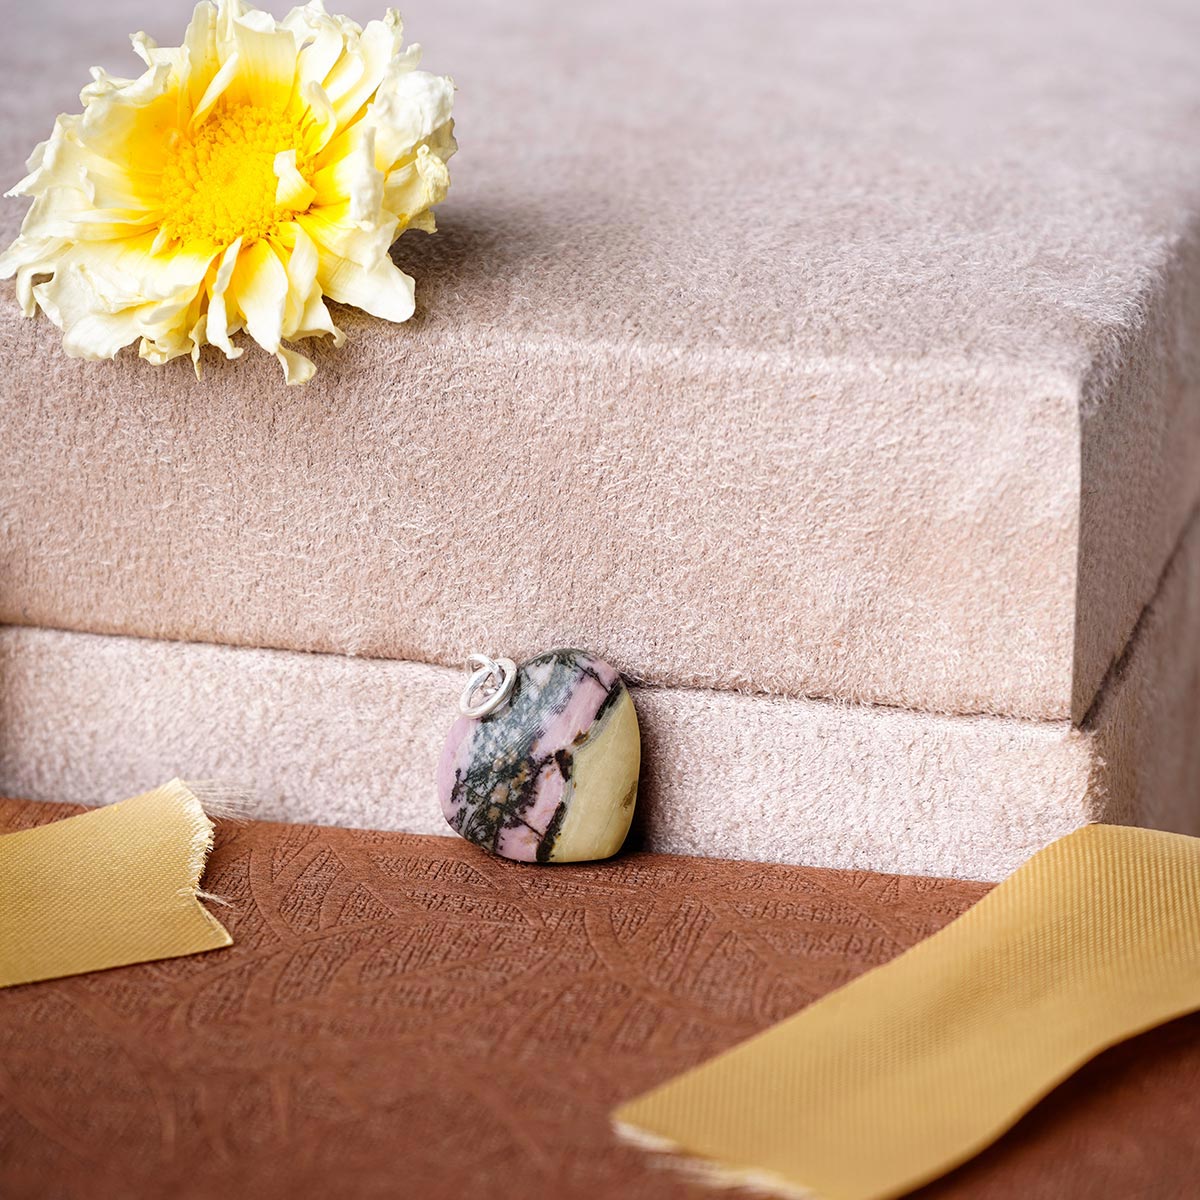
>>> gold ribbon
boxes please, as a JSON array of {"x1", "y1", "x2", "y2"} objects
[
  {"x1": 0, "y1": 780, "x2": 231, "y2": 988},
  {"x1": 614, "y1": 824, "x2": 1200, "y2": 1200}
]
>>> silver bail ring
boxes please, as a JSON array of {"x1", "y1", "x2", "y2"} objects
[{"x1": 459, "y1": 653, "x2": 518, "y2": 718}]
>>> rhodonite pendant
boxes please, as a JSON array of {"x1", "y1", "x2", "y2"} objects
[{"x1": 436, "y1": 649, "x2": 640, "y2": 863}]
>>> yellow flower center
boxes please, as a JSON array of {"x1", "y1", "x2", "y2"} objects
[{"x1": 159, "y1": 103, "x2": 310, "y2": 248}]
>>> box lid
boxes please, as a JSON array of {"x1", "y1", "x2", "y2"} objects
[{"x1": 2, "y1": 0, "x2": 1198, "y2": 720}]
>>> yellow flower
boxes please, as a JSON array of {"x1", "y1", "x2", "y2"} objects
[{"x1": 0, "y1": 0, "x2": 455, "y2": 384}]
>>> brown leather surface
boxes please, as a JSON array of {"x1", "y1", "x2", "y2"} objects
[{"x1": 1, "y1": 800, "x2": 1197, "y2": 1200}]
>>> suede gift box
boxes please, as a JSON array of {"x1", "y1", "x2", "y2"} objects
[{"x1": 2, "y1": 0, "x2": 1199, "y2": 879}]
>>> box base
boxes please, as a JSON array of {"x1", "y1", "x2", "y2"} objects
[{"x1": 2, "y1": 509, "x2": 1197, "y2": 881}]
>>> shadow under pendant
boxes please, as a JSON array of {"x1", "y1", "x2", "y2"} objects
[{"x1": 436, "y1": 648, "x2": 640, "y2": 863}]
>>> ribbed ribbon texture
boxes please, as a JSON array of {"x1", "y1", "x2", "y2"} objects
[
  {"x1": 0, "y1": 780, "x2": 231, "y2": 987},
  {"x1": 614, "y1": 823, "x2": 1200, "y2": 1200}
]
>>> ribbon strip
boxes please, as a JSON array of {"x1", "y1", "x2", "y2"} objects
[
  {"x1": 0, "y1": 780, "x2": 231, "y2": 988},
  {"x1": 614, "y1": 823, "x2": 1200, "y2": 1200}
]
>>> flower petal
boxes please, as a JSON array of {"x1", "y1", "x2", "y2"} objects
[
  {"x1": 231, "y1": 17, "x2": 298, "y2": 106},
  {"x1": 318, "y1": 251, "x2": 414, "y2": 323},
  {"x1": 367, "y1": 67, "x2": 455, "y2": 171},
  {"x1": 274, "y1": 149, "x2": 316, "y2": 210},
  {"x1": 25, "y1": 232, "x2": 217, "y2": 361},
  {"x1": 276, "y1": 345, "x2": 316, "y2": 385},
  {"x1": 323, "y1": 15, "x2": 399, "y2": 130},
  {"x1": 287, "y1": 11, "x2": 345, "y2": 90},
  {"x1": 309, "y1": 123, "x2": 381, "y2": 221},
  {"x1": 275, "y1": 219, "x2": 318, "y2": 332},
  {"x1": 296, "y1": 202, "x2": 396, "y2": 268},
  {"x1": 191, "y1": 51, "x2": 240, "y2": 127},
  {"x1": 181, "y1": 0, "x2": 221, "y2": 110},
  {"x1": 42, "y1": 274, "x2": 147, "y2": 358},
  {"x1": 228, "y1": 237, "x2": 289, "y2": 351},
  {"x1": 381, "y1": 141, "x2": 451, "y2": 228},
  {"x1": 299, "y1": 79, "x2": 338, "y2": 152},
  {"x1": 206, "y1": 237, "x2": 245, "y2": 358}
]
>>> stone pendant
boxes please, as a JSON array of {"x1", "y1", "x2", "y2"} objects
[{"x1": 437, "y1": 648, "x2": 640, "y2": 863}]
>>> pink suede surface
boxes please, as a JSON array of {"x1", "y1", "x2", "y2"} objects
[
  {"x1": 1, "y1": 0, "x2": 1200, "y2": 722},
  {"x1": 3, "y1": 503, "x2": 1199, "y2": 880}
]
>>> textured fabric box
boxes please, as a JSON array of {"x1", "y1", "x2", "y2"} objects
[{"x1": 1, "y1": 0, "x2": 1199, "y2": 878}]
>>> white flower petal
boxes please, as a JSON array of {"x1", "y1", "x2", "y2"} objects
[
  {"x1": 310, "y1": 123, "x2": 381, "y2": 221},
  {"x1": 290, "y1": 18, "x2": 345, "y2": 90},
  {"x1": 274, "y1": 149, "x2": 317, "y2": 210},
  {"x1": 229, "y1": 237, "x2": 289, "y2": 351},
  {"x1": 276, "y1": 345, "x2": 316, "y2": 385},
  {"x1": 381, "y1": 142, "x2": 451, "y2": 225},
  {"x1": 34, "y1": 263, "x2": 147, "y2": 359},
  {"x1": 79, "y1": 62, "x2": 173, "y2": 152},
  {"x1": 55, "y1": 207, "x2": 161, "y2": 242},
  {"x1": 324, "y1": 17, "x2": 398, "y2": 129},
  {"x1": 131, "y1": 30, "x2": 186, "y2": 76},
  {"x1": 297, "y1": 202, "x2": 396, "y2": 268},
  {"x1": 296, "y1": 290, "x2": 345, "y2": 345},
  {"x1": 139, "y1": 284, "x2": 205, "y2": 363},
  {"x1": 0, "y1": 238, "x2": 66, "y2": 315},
  {"x1": 231, "y1": 17, "x2": 298, "y2": 106},
  {"x1": 181, "y1": 1, "x2": 220, "y2": 109},
  {"x1": 277, "y1": 219, "x2": 319, "y2": 333},
  {"x1": 206, "y1": 237, "x2": 245, "y2": 357},
  {"x1": 191, "y1": 51, "x2": 241, "y2": 126},
  {"x1": 318, "y1": 251, "x2": 414, "y2": 323},
  {"x1": 367, "y1": 68, "x2": 455, "y2": 170},
  {"x1": 300, "y1": 79, "x2": 338, "y2": 151}
]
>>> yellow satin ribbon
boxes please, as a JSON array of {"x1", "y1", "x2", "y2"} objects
[
  {"x1": 0, "y1": 780, "x2": 231, "y2": 988},
  {"x1": 615, "y1": 823, "x2": 1200, "y2": 1200}
]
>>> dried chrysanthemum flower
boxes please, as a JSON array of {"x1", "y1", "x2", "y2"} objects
[{"x1": 0, "y1": 0, "x2": 455, "y2": 383}]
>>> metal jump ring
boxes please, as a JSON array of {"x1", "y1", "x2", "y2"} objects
[{"x1": 459, "y1": 654, "x2": 518, "y2": 718}]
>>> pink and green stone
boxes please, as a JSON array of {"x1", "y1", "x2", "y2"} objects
[{"x1": 436, "y1": 649, "x2": 640, "y2": 863}]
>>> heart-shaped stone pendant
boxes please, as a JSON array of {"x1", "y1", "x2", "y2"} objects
[{"x1": 436, "y1": 648, "x2": 640, "y2": 863}]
